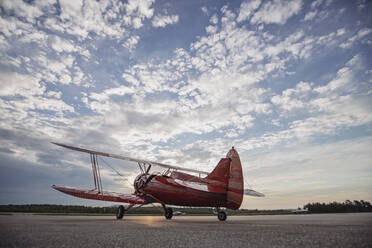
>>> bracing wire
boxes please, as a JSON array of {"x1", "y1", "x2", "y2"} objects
[
  {"x1": 244, "y1": 178, "x2": 253, "y2": 189},
  {"x1": 99, "y1": 156, "x2": 126, "y2": 179},
  {"x1": 243, "y1": 168, "x2": 253, "y2": 189}
]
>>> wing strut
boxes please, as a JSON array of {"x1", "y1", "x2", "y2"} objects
[{"x1": 90, "y1": 154, "x2": 102, "y2": 193}]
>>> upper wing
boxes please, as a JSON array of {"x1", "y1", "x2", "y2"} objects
[
  {"x1": 52, "y1": 185, "x2": 148, "y2": 204},
  {"x1": 52, "y1": 142, "x2": 209, "y2": 175},
  {"x1": 244, "y1": 189, "x2": 265, "y2": 197}
]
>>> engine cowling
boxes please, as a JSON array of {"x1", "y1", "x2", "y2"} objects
[{"x1": 133, "y1": 173, "x2": 148, "y2": 193}]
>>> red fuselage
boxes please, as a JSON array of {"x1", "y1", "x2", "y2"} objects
[
  {"x1": 142, "y1": 172, "x2": 227, "y2": 207},
  {"x1": 139, "y1": 147, "x2": 244, "y2": 209}
]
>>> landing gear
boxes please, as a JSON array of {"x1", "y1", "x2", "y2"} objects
[
  {"x1": 116, "y1": 204, "x2": 135, "y2": 220},
  {"x1": 213, "y1": 207, "x2": 227, "y2": 221},
  {"x1": 116, "y1": 205, "x2": 125, "y2": 219},
  {"x1": 162, "y1": 204, "x2": 173, "y2": 219},
  {"x1": 165, "y1": 207, "x2": 173, "y2": 219},
  {"x1": 217, "y1": 210, "x2": 227, "y2": 221}
]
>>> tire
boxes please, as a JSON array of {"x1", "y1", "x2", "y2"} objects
[
  {"x1": 116, "y1": 205, "x2": 125, "y2": 220},
  {"x1": 217, "y1": 211, "x2": 227, "y2": 221},
  {"x1": 165, "y1": 207, "x2": 173, "y2": 220}
]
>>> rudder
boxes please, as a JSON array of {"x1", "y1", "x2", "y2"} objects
[{"x1": 226, "y1": 147, "x2": 244, "y2": 210}]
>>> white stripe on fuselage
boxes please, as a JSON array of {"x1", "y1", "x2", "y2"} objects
[{"x1": 174, "y1": 179, "x2": 209, "y2": 192}]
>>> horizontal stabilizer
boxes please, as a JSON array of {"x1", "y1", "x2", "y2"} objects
[
  {"x1": 52, "y1": 185, "x2": 148, "y2": 204},
  {"x1": 244, "y1": 189, "x2": 265, "y2": 197}
]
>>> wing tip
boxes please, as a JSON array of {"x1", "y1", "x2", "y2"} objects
[
  {"x1": 51, "y1": 142, "x2": 64, "y2": 147},
  {"x1": 244, "y1": 189, "x2": 265, "y2": 197}
]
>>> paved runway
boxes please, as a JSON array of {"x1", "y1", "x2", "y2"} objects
[{"x1": 1, "y1": 213, "x2": 372, "y2": 247}]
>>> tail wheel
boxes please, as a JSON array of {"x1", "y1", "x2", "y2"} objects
[
  {"x1": 116, "y1": 205, "x2": 125, "y2": 219},
  {"x1": 217, "y1": 211, "x2": 227, "y2": 221},
  {"x1": 165, "y1": 207, "x2": 173, "y2": 220}
]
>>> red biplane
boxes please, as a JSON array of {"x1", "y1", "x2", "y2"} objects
[{"x1": 52, "y1": 143, "x2": 264, "y2": 221}]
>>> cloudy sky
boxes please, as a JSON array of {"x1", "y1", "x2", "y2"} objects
[{"x1": 0, "y1": 0, "x2": 371, "y2": 209}]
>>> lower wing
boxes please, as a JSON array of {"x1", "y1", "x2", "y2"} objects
[
  {"x1": 52, "y1": 185, "x2": 148, "y2": 205},
  {"x1": 244, "y1": 189, "x2": 265, "y2": 197}
]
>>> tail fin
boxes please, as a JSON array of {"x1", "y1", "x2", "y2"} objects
[
  {"x1": 205, "y1": 158, "x2": 230, "y2": 182},
  {"x1": 205, "y1": 147, "x2": 244, "y2": 210},
  {"x1": 226, "y1": 147, "x2": 244, "y2": 210}
]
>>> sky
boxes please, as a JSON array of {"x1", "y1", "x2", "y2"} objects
[{"x1": 0, "y1": 0, "x2": 371, "y2": 210}]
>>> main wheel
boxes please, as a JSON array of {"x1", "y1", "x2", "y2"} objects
[
  {"x1": 165, "y1": 207, "x2": 173, "y2": 220},
  {"x1": 217, "y1": 211, "x2": 227, "y2": 221},
  {"x1": 116, "y1": 205, "x2": 125, "y2": 220}
]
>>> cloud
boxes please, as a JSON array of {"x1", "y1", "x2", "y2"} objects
[
  {"x1": 209, "y1": 14, "x2": 218, "y2": 25},
  {"x1": 0, "y1": 72, "x2": 44, "y2": 97},
  {"x1": 1, "y1": 0, "x2": 43, "y2": 23},
  {"x1": 33, "y1": 54, "x2": 76, "y2": 85},
  {"x1": 124, "y1": 0, "x2": 155, "y2": 29},
  {"x1": 123, "y1": 35, "x2": 140, "y2": 51},
  {"x1": 51, "y1": 36, "x2": 78, "y2": 53},
  {"x1": 303, "y1": 10, "x2": 317, "y2": 21},
  {"x1": 152, "y1": 14, "x2": 179, "y2": 28},
  {"x1": 0, "y1": 0, "x2": 154, "y2": 52},
  {"x1": 122, "y1": 73, "x2": 140, "y2": 86},
  {"x1": 125, "y1": 0, "x2": 155, "y2": 19},
  {"x1": 340, "y1": 28, "x2": 372, "y2": 49},
  {"x1": 57, "y1": 0, "x2": 137, "y2": 37},
  {"x1": 201, "y1": 6, "x2": 208, "y2": 15},
  {"x1": 302, "y1": 0, "x2": 326, "y2": 21},
  {"x1": 265, "y1": 55, "x2": 372, "y2": 145},
  {"x1": 271, "y1": 81, "x2": 312, "y2": 112},
  {"x1": 237, "y1": 0, "x2": 261, "y2": 22},
  {"x1": 314, "y1": 54, "x2": 363, "y2": 94},
  {"x1": 79, "y1": 3, "x2": 367, "y2": 151},
  {"x1": 311, "y1": 0, "x2": 324, "y2": 9},
  {"x1": 251, "y1": 0, "x2": 303, "y2": 25},
  {"x1": 90, "y1": 85, "x2": 135, "y2": 102}
]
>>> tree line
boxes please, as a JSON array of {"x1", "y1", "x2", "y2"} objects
[
  {"x1": 1, "y1": 200, "x2": 371, "y2": 214},
  {"x1": 0, "y1": 204, "x2": 224, "y2": 214},
  {"x1": 304, "y1": 200, "x2": 372, "y2": 213},
  {"x1": 0, "y1": 204, "x2": 117, "y2": 214}
]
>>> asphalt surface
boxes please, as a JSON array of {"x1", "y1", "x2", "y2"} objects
[{"x1": 1, "y1": 213, "x2": 372, "y2": 248}]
